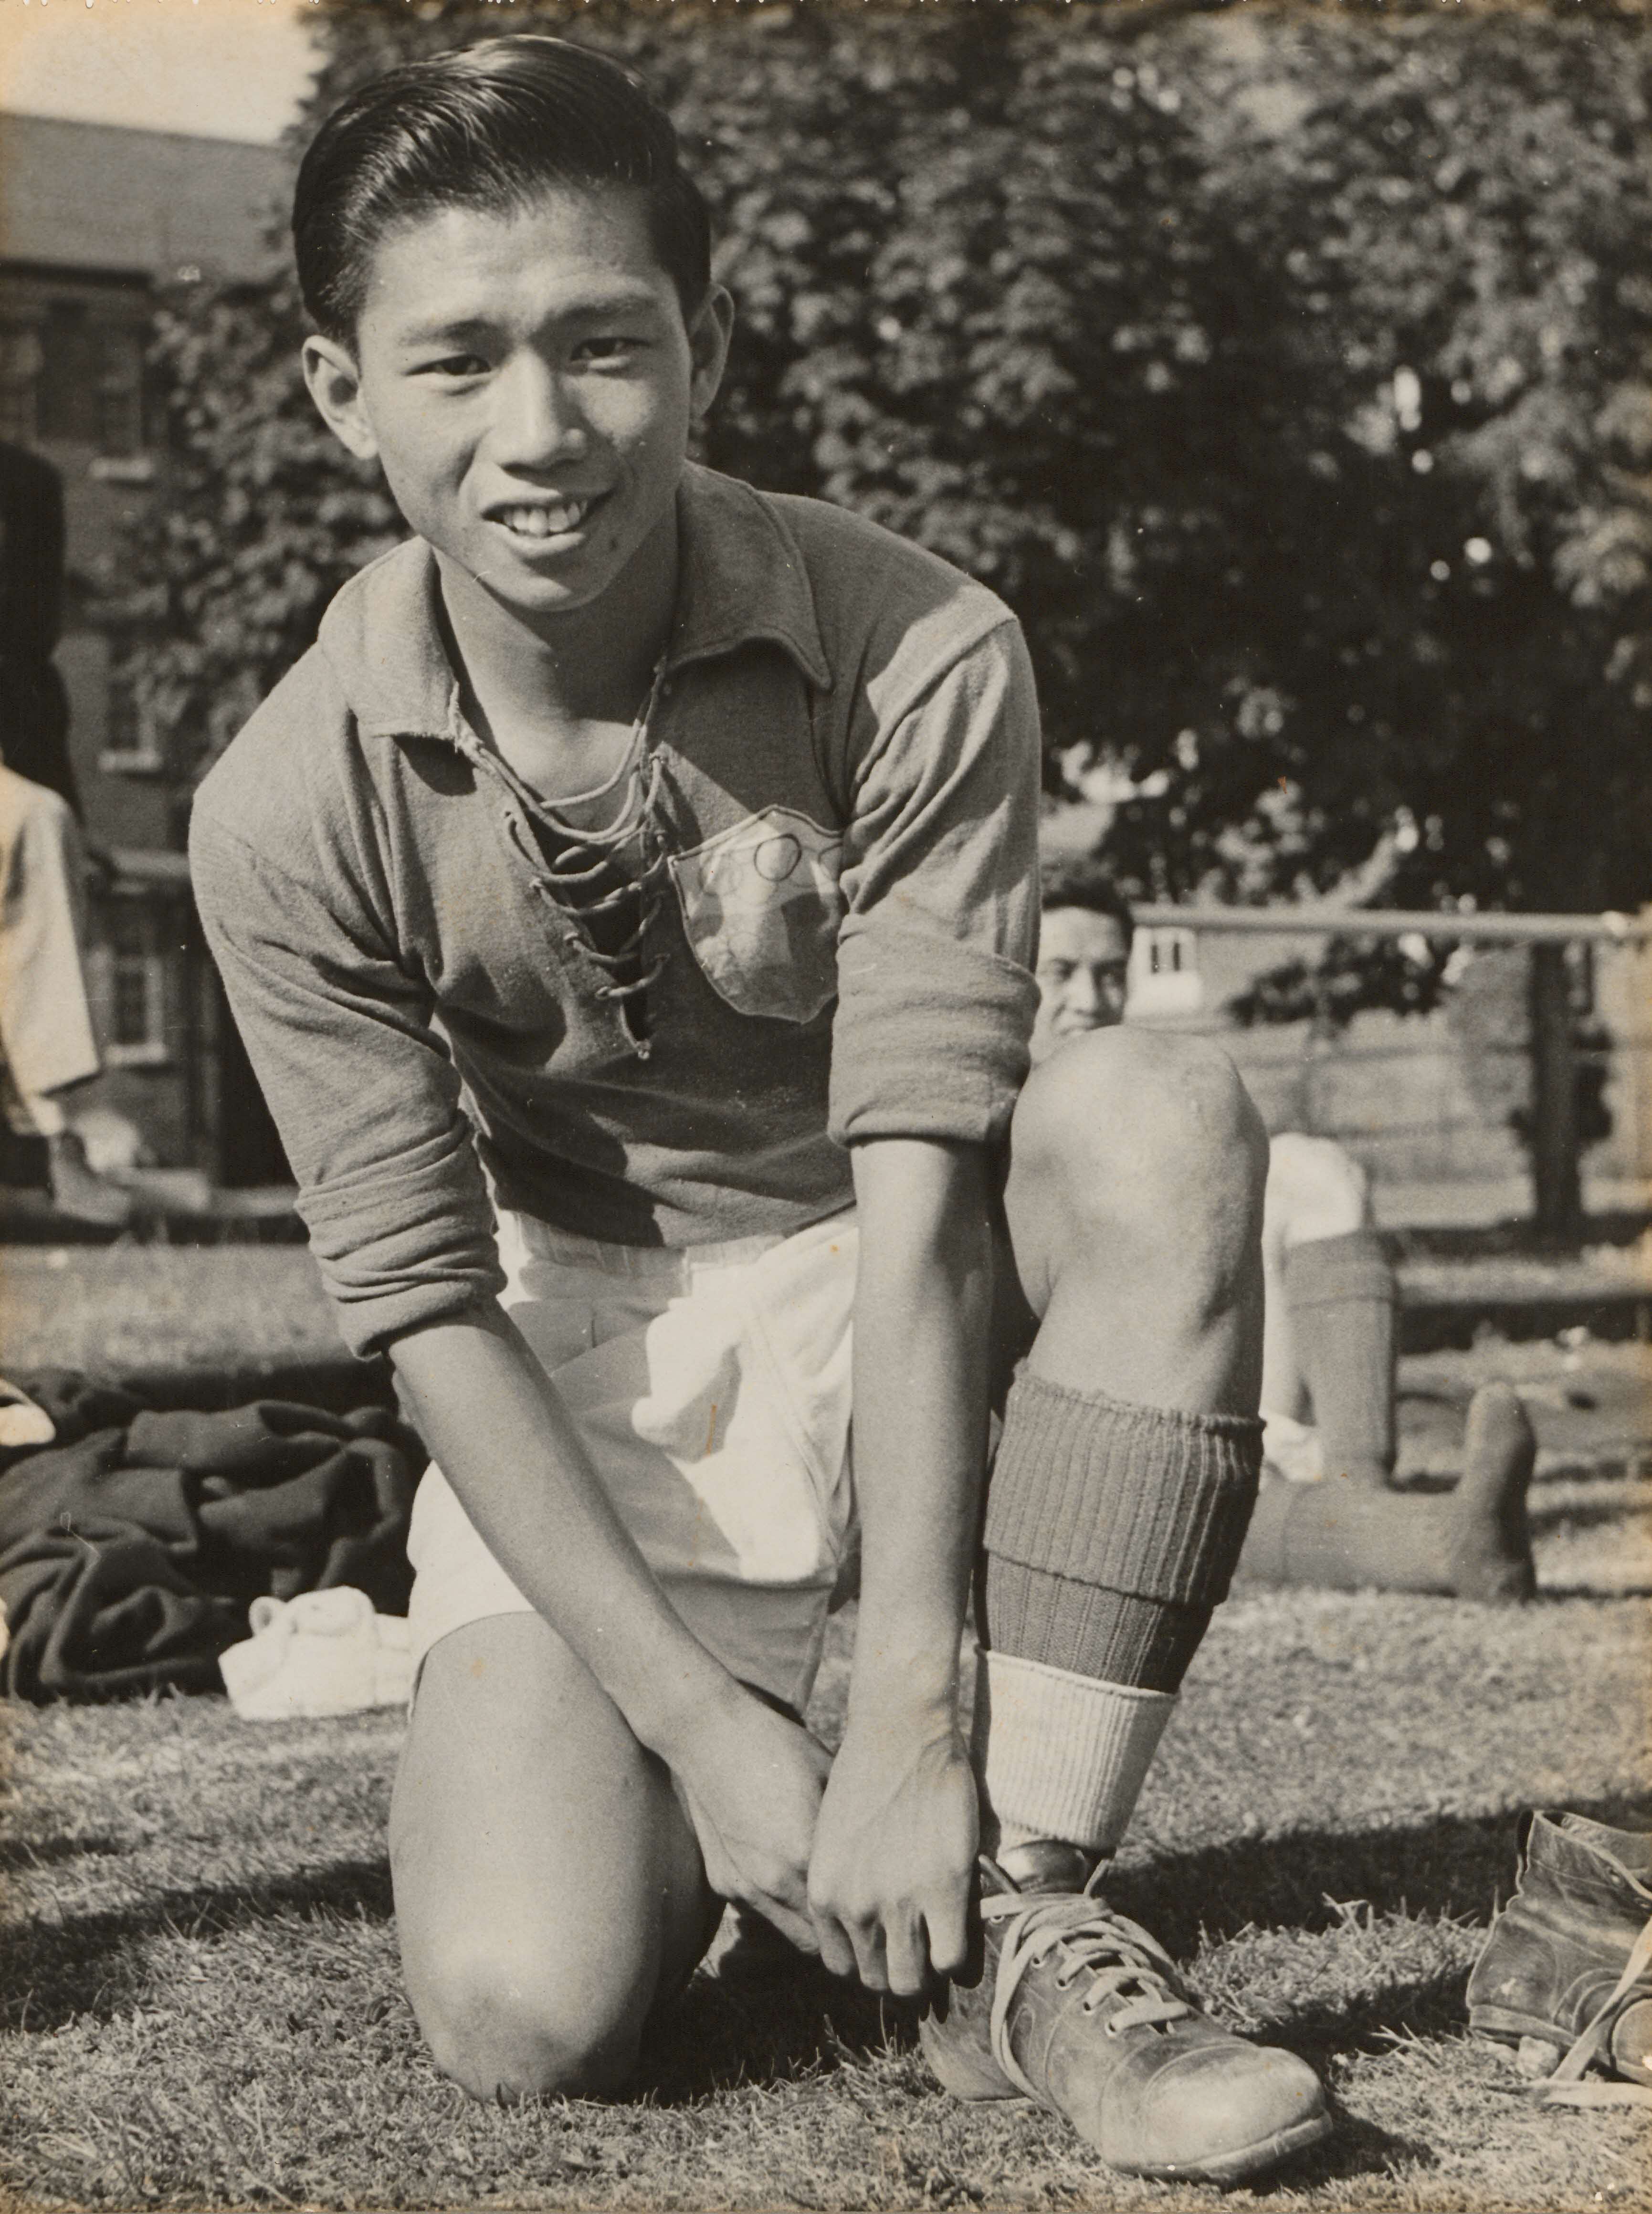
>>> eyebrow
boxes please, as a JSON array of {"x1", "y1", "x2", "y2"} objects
[
  {"x1": 397, "y1": 290, "x2": 669, "y2": 348},
  {"x1": 398, "y1": 316, "x2": 496, "y2": 346}
]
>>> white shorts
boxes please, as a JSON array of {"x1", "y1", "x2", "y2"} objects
[
  {"x1": 406, "y1": 1206, "x2": 859, "y2": 1711},
  {"x1": 1259, "y1": 1408, "x2": 1325, "y2": 1486}
]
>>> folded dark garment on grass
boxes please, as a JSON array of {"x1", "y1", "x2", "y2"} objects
[{"x1": 0, "y1": 1389, "x2": 417, "y2": 1703}]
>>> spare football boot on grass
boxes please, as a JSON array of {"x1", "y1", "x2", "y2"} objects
[
  {"x1": 919, "y1": 1842, "x2": 1331, "y2": 2184},
  {"x1": 1468, "y1": 1810, "x2": 1652, "y2": 2106}
]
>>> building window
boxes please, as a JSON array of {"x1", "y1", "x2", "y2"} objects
[
  {"x1": 100, "y1": 655, "x2": 166, "y2": 776},
  {"x1": 37, "y1": 302, "x2": 147, "y2": 453},
  {"x1": 102, "y1": 900, "x2": 171, "y2": 1066},
  {"x1": 0, "y1": 324, "x2": 42, "y2": 444}
]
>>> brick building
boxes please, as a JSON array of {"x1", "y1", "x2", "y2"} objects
[{"x1": 0, "y1": 112, "x2": 290, "y2": 1182}]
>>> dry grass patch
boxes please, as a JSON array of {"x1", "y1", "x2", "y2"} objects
[
  {"x1": 0, "y1": 1247, "x2": 343, "y2": 1375},
  {"x1": 2, "y1": 1581, "x2": 1648, "y2": 2212},
  {"x1": 1, "y1": 1256, "x2": 1648, "y2": 2207}
]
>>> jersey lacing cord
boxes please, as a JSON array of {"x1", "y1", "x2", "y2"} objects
[
  {"x1": 537, "y1": 772, "x2": 672, "y2": 1011},
  {"x1": 490, "y1": 667, "x2": 672, "y2": 1051},
  {"x1": 983, "y1": 1865, "x2": 1194, "y2": 2101}
]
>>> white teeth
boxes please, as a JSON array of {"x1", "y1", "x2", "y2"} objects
[{"x1": 499, "y1": 499, "x2": 592, "y2": 538}]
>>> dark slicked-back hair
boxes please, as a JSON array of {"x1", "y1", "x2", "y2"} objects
[
  {"x1": 293, "y1": 36, "x2": 712, "y2": 345},
  {"x1": 1038, "y1": 859, "x2": 1136, "y2": 950}
]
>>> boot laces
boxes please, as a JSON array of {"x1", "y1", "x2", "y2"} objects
[
  {"x1": 1531, "y1": 1909, "x2": 1652, "y2": 2109},
  {"x1": 984, "y1": 1867, "x2": 1194, "y2": 2101}
]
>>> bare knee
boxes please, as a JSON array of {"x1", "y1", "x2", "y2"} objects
[
  {"x1": 1015, "y1": 1028, "x2": 1267, "y2": 1249},
  {"x1": 409, "y1": 1938, "x2": 643, "y2": 2103}
]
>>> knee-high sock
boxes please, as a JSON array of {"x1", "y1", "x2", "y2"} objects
[
  {"x1": 1236, "y1": 1381, "x2": 1536, "y2": 1602},
  {"x1": 1284, "y1": 1229, "x2": 1396, "y2": 1487},
  {"x1": 975, "y1": 1369, "x2": 1260, "y2": 1855}
]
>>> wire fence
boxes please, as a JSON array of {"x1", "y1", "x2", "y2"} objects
[{"x1": 1122, "y1": 906, "x2": 1652, "y2": 1228}]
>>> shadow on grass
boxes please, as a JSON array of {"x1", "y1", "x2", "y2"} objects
[
  {"x1": 0, "y1": 1856, "x2": 392, "y2": 2031},
  {"x1": 634, "y1": 1794, "x2": 1652, "y2": 2107},
  {"x1": 1260, "y1": 1960, "x2": 1472, "y2": 2067},
  {"x1": 640, "y1": 1951, "x2": 904, "y2": 2105},
  {"x1": 11, "y1": 1792, "x2": 1652, "y2": 2139},
  {"x1": 639, "y1": 1945, "x2": 1461, "y2": 2193},
  {"x1": 1109, "y1": 1788, "x2": 1652, "y2": 1960},
  {"x1": 0, "y1": 1832, "x2": 126, "y2": 1873},
  {"x1": 1290, "y1": 2104, "x2": 1438, "y2": 2191}
]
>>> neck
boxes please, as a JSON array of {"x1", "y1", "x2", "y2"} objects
[{"x1": 435, "y1": 502, "x2": 679, "y2": 740}]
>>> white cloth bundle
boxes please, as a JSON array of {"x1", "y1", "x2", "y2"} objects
[{"x1": 218, "y1": 1586, "x2": 412, "y2": 1719}]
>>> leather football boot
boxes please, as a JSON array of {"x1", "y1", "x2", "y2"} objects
[
  {"x1": 1468, "y1": 1811, "x2": 1652, "y2": 2094},
  {"x1": 920, "y1": 1843, "x2": 1332, "y2": 2184}
]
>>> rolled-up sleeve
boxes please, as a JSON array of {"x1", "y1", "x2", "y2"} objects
[
  {"x1": 189, "y1": 819, "x2": 503, "y2": 1355},
  {"x1": 829, "y1": 615, "x2": 1041, "y2": 1150}
]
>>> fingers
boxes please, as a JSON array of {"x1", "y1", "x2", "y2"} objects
[
  {"x1": 814, "y1": 1858, "x2": 977, "y2": 1996},
  {"x1": 922, "y1": 1881, "x2": 973, "y2": 1983},
  {"x1": 810, "y1": 1899, "x2": 951, "y2": 1998},
  {"x1": 882, "y1": 1909, "x2": 929, "y2": 1999},
  {"x1": 812, "y1": 1909, "x2": 861, "y2": 1983}
]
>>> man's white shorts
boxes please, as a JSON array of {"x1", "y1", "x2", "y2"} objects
[{"x1": 406, "y1": 1206, "x2": 859, "y2": 1712}]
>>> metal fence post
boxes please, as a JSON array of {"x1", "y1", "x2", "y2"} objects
[{"x1": 1527, "y1": 941, "x2": 1581, "y2": 1234}]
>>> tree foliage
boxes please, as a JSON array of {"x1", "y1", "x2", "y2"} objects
[{"x1": 127, "y1": 0, "x2": 1652, "y2": 932}]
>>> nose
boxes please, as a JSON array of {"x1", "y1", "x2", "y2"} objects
[
  {"x1": 1065, "y1": 966, "x2": 1102, "y2": 1015},
  {"x1": 491, "y1": 353, "x2": 589, "y2": 468}
]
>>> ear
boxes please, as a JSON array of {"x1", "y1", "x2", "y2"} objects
[
  {"x1": 685, "y1": 284, "x2": 736, "y2": 426},
  {"x1": 302, "y1": 334, "x2": 379, "y2": 462}
]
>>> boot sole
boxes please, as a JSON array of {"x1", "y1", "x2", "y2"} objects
[
  {"x1": 1470, "y1": 2003, "x2": 1573, "y2": 2046},
  {"x1": 1126, "y1": 2104, "x2": 1335, "y2": 2187}
]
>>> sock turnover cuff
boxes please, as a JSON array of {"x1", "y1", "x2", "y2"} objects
[
  {"x1": 984, "y1": 1364, "x2": 1261, "y2": 1611},
  {"x1": 992, "y1": 1364, "x2": 1264, "y2": 1438},
  {"x1": 973, "y1": 1648, "x2": 1176, "y2": 1855}
]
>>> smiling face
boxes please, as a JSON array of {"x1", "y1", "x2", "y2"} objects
[
  {"x1": 302, "y1": 186, "x2": 732, "y2": 647},
  {"x1": 1032, "y1": 907, "x2": 1132, "y2": 1062}
]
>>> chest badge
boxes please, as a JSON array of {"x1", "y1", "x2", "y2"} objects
[{"x1": 668, "y1": 805, "x2": 844, "y2": 1025}]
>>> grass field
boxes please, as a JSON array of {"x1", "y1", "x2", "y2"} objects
[
  {"x1": 0, "y1": 1246, "x2": 347, "y2": 1375},
  {"x1": 2, "y1": 1249, "x2": 1650, "y2": 2210}
]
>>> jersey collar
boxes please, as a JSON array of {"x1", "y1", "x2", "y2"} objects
[{"x1": 317, "y1": 462, "x2": 832, "y2": 744}]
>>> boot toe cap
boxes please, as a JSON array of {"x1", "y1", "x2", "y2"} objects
[{"x1": 1109, "y1": 2037, "x2": 1331, "y2": 2182}]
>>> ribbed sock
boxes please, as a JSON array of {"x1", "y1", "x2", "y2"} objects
[
  {"x1": 1234, "y1": 1381, "x2": 1535, "y2": 1599},
  {"x1": 1284, "y1": 1229, "x2": 1396, "y2": 1487},
  {"x1": 979, "y1": 1560, "x2": 1210, "y2": 1693},
  {"x1": 976, "y1": 1368, "x2": 1261, "y2": 1853}
]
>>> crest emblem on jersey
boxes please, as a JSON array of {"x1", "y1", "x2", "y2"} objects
[{"x1": 669, "y1": 805, "x2": 844, "y2": 1024}]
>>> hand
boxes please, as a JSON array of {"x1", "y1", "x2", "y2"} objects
[
  {"x1": 672, "y1": 1688, "x2": 833, "y2": 1954},
  {"x1": 806, "y1": 1703, "x2": 979, "y2": 1996}
]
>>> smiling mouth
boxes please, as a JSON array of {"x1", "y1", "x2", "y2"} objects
[{"x1": 491, "y1": 494, "x2": 605, "y2": 541}]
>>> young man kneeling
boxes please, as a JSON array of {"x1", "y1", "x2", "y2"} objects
[{"x1": 191, "y1": 41, "x2": 1329, "y2": 2185}]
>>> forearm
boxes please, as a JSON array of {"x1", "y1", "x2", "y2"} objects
[
  {"x1": 846, "y1": 1138, "x2": 994, "y2": 1724},
  {"x1": 391, "y1": 1302, "x2": 741, "y2": 1758}
]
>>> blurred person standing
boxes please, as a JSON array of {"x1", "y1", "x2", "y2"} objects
[{"x1": 0, "y1": 441, "x2": 131, "y2": 1227}]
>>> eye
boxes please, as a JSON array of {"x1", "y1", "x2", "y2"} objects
[
  {"x1": 572, "y1": 335, "x2": 648, "y2": 365},
  {"x1": 414, "y1": 353, "x2": 490, "y2": 380}
]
